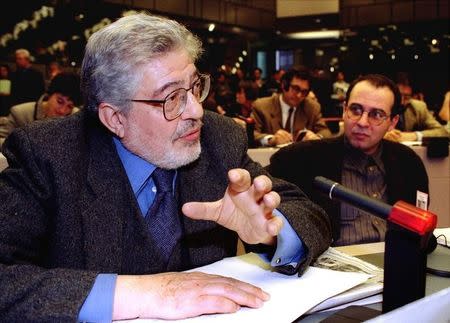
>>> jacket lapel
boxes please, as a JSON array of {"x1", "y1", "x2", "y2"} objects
[
  {"x1": 80, "y1": 123, "x2": 135, "y2": 272},
  {"x1": 270, "y1": 94, "x2": 283, "y2": 131}
]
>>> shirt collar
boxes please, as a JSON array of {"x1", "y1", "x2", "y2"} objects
[
  {"x1": 113, "y1": 137, "x2": 156, "y2": 195},
  {"x1": 343, "y1": 136, "x2": 385, "y2": 174},
  {"x1": 279, "y1": 94, "x2": 296, "y2": 113}
]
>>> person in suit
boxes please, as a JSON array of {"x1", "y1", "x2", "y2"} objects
[
  {"x1": 9, "y1": 48, "x2": 45, "y2": 106},
  {"x1": 384, "y1": 83, "x2": 448, "y2": 142},
  {"x1": 0, "y1": 72, "x2": 81, "y2": 147},
  {"x1": 251, "y1": 68, "x2": 331, "y2": 146},
  {"x1": 0, "y1": 13, "x2": 331, "y2": 321},
  {"x1": 267, "y1": 74, "x2": 429, "y2": 246}
]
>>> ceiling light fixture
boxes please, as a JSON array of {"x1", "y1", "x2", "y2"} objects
[{"x1": 286, "y1": 30, "x2": 341, "y2": 40}]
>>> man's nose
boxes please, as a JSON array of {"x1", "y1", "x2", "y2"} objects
[
  {"x1": 181, "y1": 92, "x2": 204, "y2": 120},
  {"x1": 357, "y1": 111, "x2": 370, "y2": 126}
]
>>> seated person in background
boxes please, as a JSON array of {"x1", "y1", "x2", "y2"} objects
[
  {"x1": 438, "y1": 90, "x2": 450, "y2": 132},
  {"x1": 0, "y1": 72, "x2": 81, "y2": 147},
  {"x1": 0, "y1": 13, "x2": 331, "y2": 321},
  {"x1": 267, "y1": 74, "x2": 429, "y2": 246},
  {"x1": 251, "y1": 68, "x2": 331, "y2": 147},
  {"x1": 384, "y1": 83, "x2": 448, "y2": 142}
]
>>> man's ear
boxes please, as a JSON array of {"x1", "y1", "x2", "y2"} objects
[
  {"x1": 388, "y1": 114, "x2": 399, "y2": 131},
  {"x1": 98, "y1": 103, "x2": 126, "y2": 138}
]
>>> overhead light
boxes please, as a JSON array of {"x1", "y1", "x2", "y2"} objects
[
  {"x1": 238, "y1": 56, "x2": 243, "y2": 62},
  {"x1": 208, "y1": 23, "x2": 215, "y2": 32},
  {"x1": 286, "y1": 30, "x2": 340, "y2": 39},
  {"x1": 242, "y1": 50, "x2": 247, "y2": 56}
]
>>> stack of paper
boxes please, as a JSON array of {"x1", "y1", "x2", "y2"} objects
[{"x1": 118, "y1": 252, "x2": 371, "y2": 322}]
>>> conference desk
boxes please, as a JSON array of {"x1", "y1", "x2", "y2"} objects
[
  {"x1": 248, "y1": 144, "x2": 450, "y2": 227},
  {"x1": 297, "y1": 241, "x2": 450, "y2": 322}
]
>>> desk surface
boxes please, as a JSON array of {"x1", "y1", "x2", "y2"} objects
[{"x1": 298, "y1": 242, "x2": 450, "y2": 322}]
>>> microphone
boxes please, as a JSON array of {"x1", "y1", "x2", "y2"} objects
[
  {"x1": 313, "y1": 176, "x2": 392, "y2": 219},
  {"x1": 313, "y1": 176, "x2": 436, "y2": 236},
  {"x1": 313, "y1": 176, "x2": 438, "y2": 313}
]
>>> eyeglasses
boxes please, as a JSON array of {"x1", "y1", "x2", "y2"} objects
[
  {"x1": 130, "y1": 74, "x2": 211, "y2": 121},
  {"x1": 346, "y1": 103, "x2": 390, "y2": 126},
  {"x1": 289, "y1": 84, "x2": 310, "y2": 96}
]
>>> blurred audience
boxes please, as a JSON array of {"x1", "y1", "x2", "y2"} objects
[
  {"x1": 9, "y1": 49, "x2": 45, "y2": 106},
  {"x1": 384, "y1": 83, "x2": 448, "y2": 142},
  {"x1": 265, "y1": 69, "x2": 285, "y2": 96},
  {"x1": 438, "y1": 90, "x2": 450, "y2": 133},
  {"x1": 251, "y1": 67, "x2": 331, "y2": 147},
  {"x1": 45, "y1": 61, "x2": 63, "y2": 89},
  {"x1": 250, "y1": 67, "x2": 267, "y2": 98},
  {"x1": 331, "y1": 71, "x2": 349, "y2": 115},
  {"x1": 0, "y1": 64, "x2": 12, "y2": 116},
  {"x1": 0, "y1": 72, "x2": 81, "y2": 147}
]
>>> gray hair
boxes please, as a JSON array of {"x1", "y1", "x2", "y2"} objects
[
  {"x1": 81, "y1": 12, "x2": 203, "y2": 113},
  {"x1": 15, "y1": 48, "x2": 31, "y2": 58}
]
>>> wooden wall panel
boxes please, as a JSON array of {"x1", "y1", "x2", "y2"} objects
[
  {"x1": 154, "y1": 0, "x2": 188, "y2": 16},
  {"x1": 358, "y1": 4, "x2": 390, "y2": 25},
  {"x1": 202, "y1": 1, "x2": 221, "y2": 21},
  {"x1": 341, "y1": 0, "x2": 448, "y2": 27},
  {"x1": 439, "y1": 0, "x2": 450, "y2": 19},
  {"x1": 415, "y1": 0, "x2": 438, "y2": 21},
  {"x1": 392, "y1": 1, "x2": 414, "y2": 23}
]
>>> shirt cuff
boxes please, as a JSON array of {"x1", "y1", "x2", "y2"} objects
[
  {"x1": 261, "y1": 135, "x2": 274, "y2": 146},
  {"x1": 269, "y1": 209, "x2": 306, "y2": 271},
  {"x1": 78, "y1": 274, "x2": 117, "y2": 323},
  {"x1": 415, "y1": 131, "x2": 423, "y2": 142}
]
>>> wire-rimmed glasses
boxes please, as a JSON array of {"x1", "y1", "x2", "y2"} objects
[
  {"x1": 131, "y1": 74, "x2": 211, "y2": 121},
  {"x1": 346, "y1": 103, "x2": 390, "y2": 126}
]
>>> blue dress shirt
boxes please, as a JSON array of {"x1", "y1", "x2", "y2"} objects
[{"x1": 78, "y1": 138, "x2": 304, "y2": 322}]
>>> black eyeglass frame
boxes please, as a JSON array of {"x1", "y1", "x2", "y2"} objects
[
  {"x1": 130, "y1": 74, "x2": 211, "y2": 121},
  {"x1": 289, "y1": 84, "x2": 310, "y2": 96}
]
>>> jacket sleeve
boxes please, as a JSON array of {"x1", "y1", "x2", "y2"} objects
[
  {"x1": 205, "y1": 112, "x2": 332, "y2": 274},
  {"x1": 0, "y1": 129, "x2": 98, "y2": 322}
]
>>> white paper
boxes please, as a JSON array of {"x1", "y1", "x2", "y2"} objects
[
  {"x1": 116, "y1": 253, "x2": 370, "y2": 323},
  {"x1": 434, "y1": 227, "x2": 450, "y2": 247}
]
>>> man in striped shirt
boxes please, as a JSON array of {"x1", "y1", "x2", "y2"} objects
[{"x1": 267, "y1": 74, "x2": 429, "y2": 245}]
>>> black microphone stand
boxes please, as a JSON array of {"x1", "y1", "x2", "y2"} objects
[{"x1": 313, "y1": 176, "x2": 437, "y2": 313}]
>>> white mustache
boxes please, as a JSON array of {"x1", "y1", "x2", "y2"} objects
[{"x1": 173, "y1": 119, "x2": 203, "y2": 140}]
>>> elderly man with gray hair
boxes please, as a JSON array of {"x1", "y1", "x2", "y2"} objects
[{"x1": 0, "y1": 12, "x2": 331, "y2": 321}]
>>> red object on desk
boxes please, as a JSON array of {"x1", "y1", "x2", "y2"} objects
[{"x1": 388, "y1": 200, "x2": 437, "y2": 236}]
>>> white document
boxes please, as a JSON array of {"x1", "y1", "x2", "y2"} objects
[
  {"x1": 434, "y1": 227, "x2": 450, "y2": 247},
  {"x1": 117, "y1": 253, "x2": 370, "y2": 323}
]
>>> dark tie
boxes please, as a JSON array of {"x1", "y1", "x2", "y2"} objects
[
  {"x1": 285, "y1": 107, "x2": 294, "y2": 133},
  {"x1": 145, "y1": 168, "x2": 182, "y2": 262}
]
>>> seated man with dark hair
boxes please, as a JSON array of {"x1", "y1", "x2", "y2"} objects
[
  {"x1": 251, "y1": 68, "x2": 331, "y2": 146},
  {"x1": 0, "y1": 72, "x2": 81, "y2": 147},
  {"x1": 267, "y1": 74, "x2": 429, "y2": 246}
]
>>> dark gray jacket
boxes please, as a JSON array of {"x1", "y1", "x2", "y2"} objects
[{"x1": 0, "y1": 110, "x2": 331, "y2": 321}]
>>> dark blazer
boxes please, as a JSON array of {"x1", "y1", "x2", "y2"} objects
[
  {"x1": 251, "y1": 93, "x2": 331, "y2": 143},
  {"x1": 0, "y1": 110, "x2": 331, "y2": 321},
  {"x1": 267, "y1": 136, "x2": 429, "y2": 242}
]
